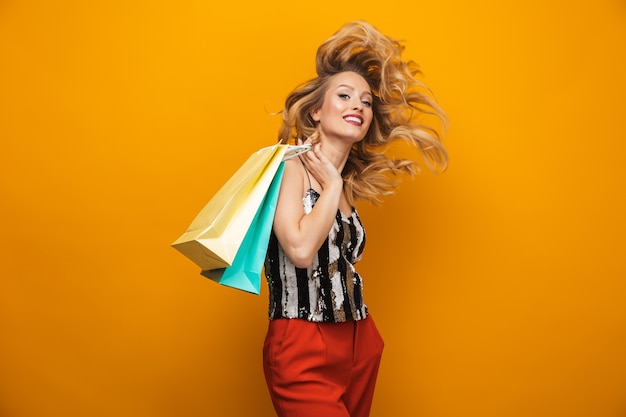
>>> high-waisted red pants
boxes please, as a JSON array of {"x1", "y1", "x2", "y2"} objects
[{"x1": 263, "y1": 315, "x2": 384, "y2": 417}]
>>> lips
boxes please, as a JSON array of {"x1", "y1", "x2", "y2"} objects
[{"x1": 344, "y1": 115, "x2": 363, "y2": 125}]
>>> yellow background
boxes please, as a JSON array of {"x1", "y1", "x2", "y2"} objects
[{"x1": 1, "y1": 1, "x2": 625, "y2": 416}]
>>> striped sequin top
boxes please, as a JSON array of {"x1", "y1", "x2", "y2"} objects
[{"x1": 264, "y1": 188, "x2": 368, "y2": 323}]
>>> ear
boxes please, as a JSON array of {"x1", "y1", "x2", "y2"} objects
[{"x1": 310, "y1": 109, "x2": 320, "y2": 122}]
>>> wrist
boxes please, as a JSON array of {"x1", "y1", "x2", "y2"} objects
[{"x1": 323, "y1": 178, "x2": 344, "y2": 193}]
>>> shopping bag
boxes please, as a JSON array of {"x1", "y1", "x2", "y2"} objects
[
  {"x1": 171, "y1": 143, "x2": 309, "y2": 274},
  {"x1": 200, "y1": 162, "x2": 285, "y2": 294},
  {"x1": 171, "y1": 145, "x2": 284, "y2": 271}
]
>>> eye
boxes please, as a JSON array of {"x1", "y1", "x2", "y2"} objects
[
  {"x1": 362, "y1": 99, "x2": 372, "y2": 108},
  {"x1": 338, "y1": 94, "x2": 350, "y2": 100}
]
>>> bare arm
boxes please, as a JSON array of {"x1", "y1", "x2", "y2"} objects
[{"x1": 272, "y1": 143, "x2": 343, "y2": 268}]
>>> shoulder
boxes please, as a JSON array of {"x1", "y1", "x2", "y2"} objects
[
  {"x1": 282, "y1": 156, "x2": 306, "y2": 181},
  {"x1": 274, "y1": 157, "x2": 309, "y2": 224},
  {"x1": 278, "y1": 157, "x2": 308, "y2": 195},
  {"x1": 283, "y1": 155, "x2": 304, "y2": 170}
]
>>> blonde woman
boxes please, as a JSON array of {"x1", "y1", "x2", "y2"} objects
[{"x1": 263, "y1": 21, "x2": 448, "y2": 417}]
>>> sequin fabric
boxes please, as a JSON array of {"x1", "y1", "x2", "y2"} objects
[{"x1": 264, "y1": 189, "x2": 368, "y2": 323}]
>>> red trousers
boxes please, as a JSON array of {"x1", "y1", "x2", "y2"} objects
[{"x1": 263, "y1": 315, "x2": 384, "y2": 417}]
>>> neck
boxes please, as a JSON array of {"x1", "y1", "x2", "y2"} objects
[{"x1": 318, "y1": 136, "x2": 352, "y2": 173}]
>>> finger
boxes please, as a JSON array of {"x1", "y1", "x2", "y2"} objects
[
  {"x1": 299, "y1": 149, "x2": 316, "y2": 169},
  {"x1": 313, "y1": 143, "x2": 325, "y2": 160},
  {"x1": 303, "y1": 143, "x2": 320, "y2": 161}
]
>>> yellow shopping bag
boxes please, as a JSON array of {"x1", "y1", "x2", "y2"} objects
[
  {"x1": 200, "y1": 161, "x2": 286, "y2": 294},
  {"x1": 171, "y1": 143, "x2": 309, "y2": 272}
]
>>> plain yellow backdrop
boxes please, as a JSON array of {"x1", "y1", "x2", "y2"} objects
[{"x1": 1, "y1": 1, "x2": 625, "y2": 416}]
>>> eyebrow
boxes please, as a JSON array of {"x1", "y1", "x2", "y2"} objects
[{"x1": 336, "y1": 84, "x2": 372, "y2": 96}]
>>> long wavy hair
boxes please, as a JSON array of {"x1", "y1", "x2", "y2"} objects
[{"x1": 278, "y1": 21, "x2": 448, "y2": 205}]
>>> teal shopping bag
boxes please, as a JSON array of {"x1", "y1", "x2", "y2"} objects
[{"x1": 201, "y1": 162, "x2": 285, "y2": 294}]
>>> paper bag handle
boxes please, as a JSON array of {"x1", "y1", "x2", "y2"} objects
[{"x1": 282, "y1": 144, "x2": 312, "y2": 161}]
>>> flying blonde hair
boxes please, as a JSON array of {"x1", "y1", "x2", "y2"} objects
[{"x1": 279, "y1": 20, "x2": 448, "y2": 205}]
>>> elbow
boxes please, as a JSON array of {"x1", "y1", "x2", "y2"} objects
[
  {"x1": 292, "y1": 257, "x2": 314, "y2": 269},
  {"x1": 285, "y1": 247, "x2": 315, "y2": 269}
]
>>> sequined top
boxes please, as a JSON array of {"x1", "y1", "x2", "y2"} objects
[{"x1": 264, "y1": 188, "x2": 368, "y2": 323}]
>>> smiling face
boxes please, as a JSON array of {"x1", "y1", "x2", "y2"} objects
[{"x1": 311, "y1": 71, "x2": 373, "y2": 145}]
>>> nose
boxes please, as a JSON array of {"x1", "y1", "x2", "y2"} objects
[{"x1": 352, "y1": 99, "x2": 363, "y2": 111}]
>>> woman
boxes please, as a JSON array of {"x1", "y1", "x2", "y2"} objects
[{"x1": 263, "y1": 21, "x2": 448, "y2": 417}]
